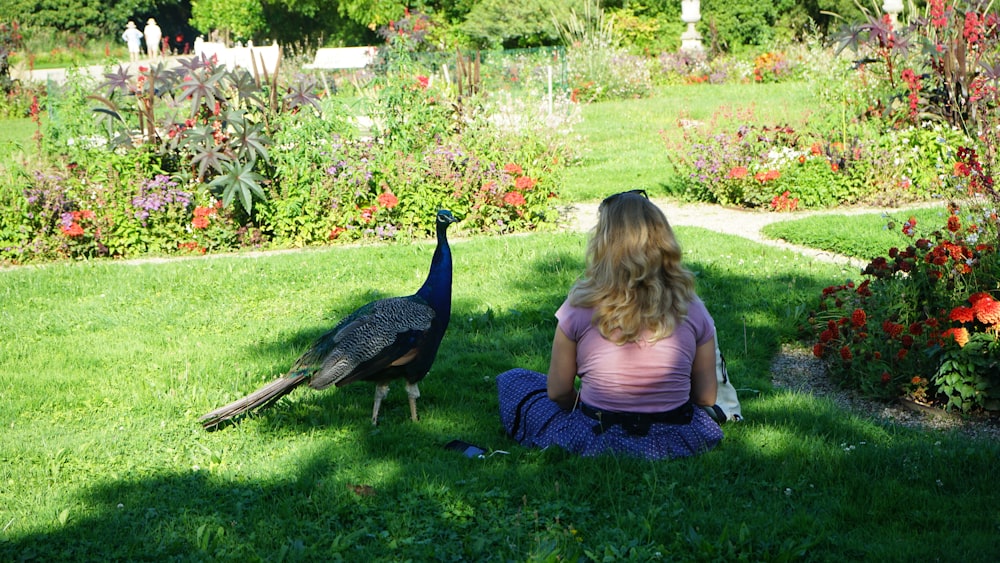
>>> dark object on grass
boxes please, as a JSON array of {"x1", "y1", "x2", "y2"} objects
[{"x1": 200, "y1": 210, "x2": 459, "y2": 430}]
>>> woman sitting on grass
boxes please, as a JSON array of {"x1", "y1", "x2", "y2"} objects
[{"x1": 496, "y1": 190, "x2": 723, "y2": 459}]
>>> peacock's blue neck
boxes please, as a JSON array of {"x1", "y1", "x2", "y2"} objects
[{"x1": 416, "y1": 221, "x2": 453, "y2": 317}]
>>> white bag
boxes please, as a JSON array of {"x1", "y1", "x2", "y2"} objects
[
  {"x1": 716, "y1": 339, "x2": 743, "y2": 421},
  {"x1": 703, "y1": 337, "x2": 743, "y2": 424}
]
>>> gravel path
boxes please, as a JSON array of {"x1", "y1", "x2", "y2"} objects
[{"x1": 559, "y1": 198, "x2": 999, "y2": 439}]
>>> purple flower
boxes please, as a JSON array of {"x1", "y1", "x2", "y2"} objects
[{"x1": 131, "y1": 175, "x2": 191, "y2": 218}]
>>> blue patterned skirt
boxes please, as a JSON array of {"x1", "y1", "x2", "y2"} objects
[{"x1": 496, "y1": 368, "x2": 723, "y2": 460}]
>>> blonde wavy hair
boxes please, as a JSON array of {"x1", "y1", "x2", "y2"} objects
[{"x1": 569, "y1": 191, "x2": 696, "y2": 344}]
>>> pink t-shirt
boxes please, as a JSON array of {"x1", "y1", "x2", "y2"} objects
[{"x1": 555, "y1": 296, "x2": 715, "y2": 412}]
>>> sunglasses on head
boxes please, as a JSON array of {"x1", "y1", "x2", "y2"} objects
[{"x1": 600, "y1": 189, "x2": 649, "y2": 207}]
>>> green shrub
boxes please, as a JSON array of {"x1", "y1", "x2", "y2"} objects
[{"x1": 807, "y1": 201, "x2": 1000, "y2": 411}]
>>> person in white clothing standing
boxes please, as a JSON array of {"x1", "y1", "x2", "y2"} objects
[
  {"x1": 122, "y1": 21, "x2": 143, "y2": 63},
  {"x1": 144, "y1": 18, "x2": 162, "y2": 60}
]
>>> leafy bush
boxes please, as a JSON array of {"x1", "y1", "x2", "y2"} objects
[
  {"x1": 807, "y1": 199, "x2": 1000, "y2": 411},
  {"x1": 0, "y1": 25, "x2": 577, "y2": 264},
  {"x1": 802, "y1": 0, "x2": 1000, "y2": 412},
  {"x1": 667, "y1": 87, "x2": 972, "y2": 210}
]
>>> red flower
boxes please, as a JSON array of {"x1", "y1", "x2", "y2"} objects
[
  {"x1": 503, "y1": 192, "x2": 526, "y2": 207},
  {"x1": 377, "y1": 192, "x2": 399, "y2": 209},
  {"x1": 929, "y1": 0, "x2": 947, "y2": 28},
  {"x1": 820, "y1": 328, "x2": 835, "y2": 343},
  {"x1": 881, "y1": 372, "x2": 891, "y2": 384},
  {"x1": 329, "y1": 226, "x2": 346, "y2": 240},
  {"x1": 908, "y1": 322, "x2": 923, "y2": 336},
  {"x1": 954, "y1": 161, "x2": 971, "y2": 177},
  {"x1": 857, "y1": 280, "x2": 872, "y2": 297},
  {"x1": 851, "y1": 308, "x2": 867, "y2": 328},
  {"x1": 504, "y1": 163, "x2": 523, "y2": 175},
  {"x1": 515, "y1": 176, "x2": 537, "y2": 190},
  {"x1": 947, "y1": 215, "x2": 961, "y2": 233},
  {"x1": 416, "y1": 75, "x2": 429, "y2": 89},
  {"x1": 812, "y1": 343, "x2": 825, "y2": 357},
  {"x1": 839, "y1": 346, "x2": 852, "y2": 361},
  {"x1": 882, "y1": 321, "x2": 904, "y2": 338},
  {"x1": 901, "y1": 217, "x2": 917, "y2": 237}
]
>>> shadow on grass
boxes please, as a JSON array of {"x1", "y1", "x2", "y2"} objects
[{"x1": 7, "y1": 234, "x2": 996, "y2": 560}]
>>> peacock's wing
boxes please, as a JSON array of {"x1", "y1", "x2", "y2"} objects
[{"x1": 291, "y1": 296, "x2": 436, "y2": 390}]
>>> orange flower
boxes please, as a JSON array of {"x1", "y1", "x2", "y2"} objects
[
  {"x1": 377, "y1": 192, "x2": 399, "y2": 209},
  {"x1": 727, "y1": 166, "x2": 748, "y2": 179},
  {"x1": 973, "y1": 295, "x2": 1000, "y2": 324},
  {"x1": 61, "y1": 223, "x2": 84, "y2": 237},
  {"x1": 329, "y1": 226, "x2": 346, "y2": 240},
  {"x1": 192, "y1": 216, "x2": 209, "y2": 229},
  {"x1": 943, "y1": 327, "x2": 970, "y2": 347},
  {"x1": 504, "y1": 163, "x2": 523, "y2": 175},
  {"x1": 515, "y1": 176, "x2": 537, "y2": 190},
  {"x1": 503, "y1": 191, "x2": 526, "y2": 207}
]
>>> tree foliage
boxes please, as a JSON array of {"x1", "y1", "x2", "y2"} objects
[
  {"x1": 190, "y1": 0, "x2": 266, "y2": 41},
  {"x1": 1, "y1": 0, "x2": 169, "y2": 36}
]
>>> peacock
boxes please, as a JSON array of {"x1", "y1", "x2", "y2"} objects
[{"x1": 200, "y1": 209, "x2": 459, "y2": 430}]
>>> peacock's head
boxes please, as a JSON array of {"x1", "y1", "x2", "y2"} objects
[{"x1": 437, "y1": 210, "x2": 459, "y2": 225}]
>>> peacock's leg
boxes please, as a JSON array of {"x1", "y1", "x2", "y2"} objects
[
  {"x1": 405, "y1": 382, "x2": 420, "y2": 422},
  {"x1": 371, "y1": 384, "x2": 390, "y2": 425}
]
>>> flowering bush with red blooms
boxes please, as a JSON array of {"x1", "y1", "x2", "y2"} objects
[
  {"x1": 770, "y1": 191, "x2": 798, "y2": 212},
  {"x1": 808, "y1": 200, "x2": 1000, "y2": 412}
]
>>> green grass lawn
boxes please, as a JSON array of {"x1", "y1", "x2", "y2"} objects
[
  {"x1": 2, "y1": 229, "x2": 998, "y2": 561},
  {"x1": 562, "y1": 82, "x2": 817, "y2": 202},
  {"x1": 762, "y1": 206, "x2": 951, "y2": 260},
  {"x1": 2, "y1": 83, "x2": 998, "y2": 561}
]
